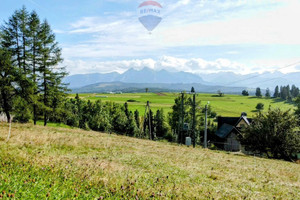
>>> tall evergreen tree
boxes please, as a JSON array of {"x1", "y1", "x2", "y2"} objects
[
  {"x1": 291, "y1": 85, "x2": 299, "y2": 98},
  {"x1": 126, "y1": 111, "x2": 139, "y2": 137},
  {"x1": 273, "y1": 85, "x2": 279, "y2": 98},
  {"x1": 168, "y1": 93, "x2": 189, "y2": 144},
  {"x1": 154, "y1": 109, "x2": 168, "y2": 138},
  {"x1": 1, "y1": 7, "x2": 34, "y2": 103},
  {"x1": 28, "y1": 11, "x2": 41, "y2": 125},
  {"x1": 37, "y1": 20, "x2": 65, "y2": 126}
]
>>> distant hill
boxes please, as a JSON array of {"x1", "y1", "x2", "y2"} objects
[
  {"x1": 71, "y1": 81, "x2": 254, "y2": 94},
  {"x1": 65, "y1": 67, "x2": 207, "y2": 89}
]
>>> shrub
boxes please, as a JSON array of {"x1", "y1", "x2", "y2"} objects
[
  {"x1": 238, "y1": 108, "x2": 300, "y2": 161},
  {"x1": 256, "y1": 103, "x2": 264, "y2": 111}
]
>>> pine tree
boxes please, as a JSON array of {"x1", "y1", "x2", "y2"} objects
[
  {"x1": 126, "y1": 111, "x2": 139, "y2": 137},
  {"x1": 154, "y1": 109, "x2": 168, "y2": 138},
  {"x1": 1, "y1": 7, "x2": 34, "y2": 103},
  {"x1": 291, "y1": 85, "x2": 299, "y2": 98},
  {"x1": 281, "y1": 87, "x2": 288, "y2": 100},
  {"x1": 280, "y1": 86, "x2": 283, "y2": 99},
  {"x1": 273, "y1": 86, "x2": 279, "y2": 98},
  {"x1": 28, "y1": 11, "x2": 41, "y2": 125},
  {"x1": 37, "y1": 20, "x2": 64, "y2": 126},
  {"x1": 168, "y1": 93, "x2": 189, "y2": 143}
]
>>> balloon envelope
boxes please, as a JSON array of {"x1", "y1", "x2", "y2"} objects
[{"x1": 138, "y1": 1, "x2": 162, "y2": 32}]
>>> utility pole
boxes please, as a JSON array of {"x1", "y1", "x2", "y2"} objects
[
  {"x1": 180, "y1": 92, "x2": 184, "y2": 144},
  {"x1": 204, "y1": 102, "x2": 209, "y2": 148},
  {"x1": 192, "y1": 92, "x2": 196, "y2": 148},
  {"x1": 147, "y1": 101, "x2": 152, "y2": 140}
]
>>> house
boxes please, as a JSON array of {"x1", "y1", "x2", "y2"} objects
[{"x1": 214, "y1": 112, "x2": 252, "y2": 151}]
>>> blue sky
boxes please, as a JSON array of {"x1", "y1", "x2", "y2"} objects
[{"x1": 1, "y1": 0, "x2": 300, "y2": 75}]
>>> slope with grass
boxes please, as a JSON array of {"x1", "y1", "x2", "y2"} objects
[
  {"x1": 70, "y1": 93, "x2": 295, "y2": 117},
  {"x1": 0, "y1": 123, "x2": 299, "y2": 199}
]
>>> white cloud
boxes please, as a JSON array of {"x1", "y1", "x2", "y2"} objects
[
  {"x1": 63, "y1": 56, "x2": 249, "y2": 75},
  {"x1": 60, "y1": 0, "x2": 300, "y2": 59}
]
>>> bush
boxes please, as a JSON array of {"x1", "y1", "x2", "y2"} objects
[
  {"x1": 256, "y1": 103, "x2": 264, "y2": 111},
  {"x1": 242, "y1": 90, "x2": 249, "y2": 96},
  {"x1": 238, "y1": 108, "x2": 300, "y2": 161}
]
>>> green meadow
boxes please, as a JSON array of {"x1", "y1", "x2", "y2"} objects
[
  {"x1": 70, "y1": 93, "x2": 295, "y2": 117},
  {"x1": 0, "y1": 123, "x2": 299, "y2": 199}
]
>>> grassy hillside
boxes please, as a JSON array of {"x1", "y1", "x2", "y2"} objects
[
  {"x1": 0, "y1": 123, "x2": 299, "y2": 199},
  {"x1": 70, "y1": 93, "x2": 295, "y2": 117}
]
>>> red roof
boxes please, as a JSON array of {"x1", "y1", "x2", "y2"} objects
[{"x1": 139, "y1": 1, "x2": 162, "y2": 8}]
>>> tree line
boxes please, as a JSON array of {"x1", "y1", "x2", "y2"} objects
[
  {"x1": 242, "y1": 84, "x2": 299, "y2": 101},
  {"x1": 51, "y1": 94, "x2": 173, "y2": 141},
  {"x1": 273, "y1": 85, "x2": 299, "y2": 101},
  {"x1": 52, "y1": 92, "x2": 216, "y2": 145}
]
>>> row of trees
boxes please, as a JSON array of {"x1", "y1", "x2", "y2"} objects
[
  {"x1": 273, "y1": 85, "x2": 299, "y2": 100},
  {"x1": 47, "y1": 94, "x2": 172, "y2": 141},
  {"x1": 0, "y1": 7, "x2": 68, "y2": 125},
  {"x1": 242, "y1": 85, "x2": 299, "y2": 101}
]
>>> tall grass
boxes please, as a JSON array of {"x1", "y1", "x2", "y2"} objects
[{"x1": 0, "y1": 123, "x2": 299, "y2": 199}]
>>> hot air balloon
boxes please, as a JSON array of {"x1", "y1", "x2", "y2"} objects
[{"x1": 138, "y1": 1, "x2": 162, "y2": 33}]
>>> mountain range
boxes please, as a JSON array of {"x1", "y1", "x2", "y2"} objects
[
  {"x1": 64, "y1": 67, "x2": 300, "y2": 94},
  {"x1": 64, "y1": 67, "x2": 207, "y2": 89}
]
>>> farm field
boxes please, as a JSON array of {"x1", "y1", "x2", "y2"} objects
[
  {"x1": 0, "y1": 123, "x2": 299, "y2": 199},
  {"x1": 70, "y1": 93, "x2": 295, "y2": 117}
]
